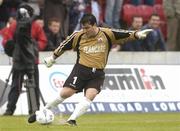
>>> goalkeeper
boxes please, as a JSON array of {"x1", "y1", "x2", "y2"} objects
[{"x1": 28, "y1": 13, "x2": 152, "y2": 125}]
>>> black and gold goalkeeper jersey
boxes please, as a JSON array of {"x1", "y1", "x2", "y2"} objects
[{"x1": 54, "y1": 27, "x2": 137, "y2": 69}]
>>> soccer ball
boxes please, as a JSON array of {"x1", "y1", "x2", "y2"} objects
[{"x1": 36, "y1": 109, "x2": 54, "y2": 125}]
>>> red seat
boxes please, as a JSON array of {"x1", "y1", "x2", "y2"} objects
[
  {"x1": 136, "y1": 5, "x2": 154, "y2": 23},
  {"x1": 155, "y1": 0, "x2": 163, "y2": 4},
  {"x1": 153, "y1": 4, "x2": 166, "y2": 20},
  {"x1": 122, "y1": 4, "x2": 137, "y2": 26}
]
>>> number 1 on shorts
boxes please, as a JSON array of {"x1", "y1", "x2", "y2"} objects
[{"x1": 73, "y1": 76, "x2": 78, "y2": 84}]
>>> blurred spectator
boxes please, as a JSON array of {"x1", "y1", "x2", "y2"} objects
[
  {"x1": 141, "y1": 13, "x2": 166, "y2": 51},
  {"x1": 144, "y1": 0, "x2": 155, "y2": 6},
  {"x1": 97, "y1": 0, "x2": 106, "y2": 25},
  {"x1": 43, "y1": 0, "x2": 72, "y2": 38},
  {"x1": 131, "y1": 0, "x2": 155, "y2": 6},
  {"x1": 0, "y1": 33, "x2": 3, "y2": 53},
  {"x1": 0, "y1": 0, "x2": 3, "y2": 5},
  {"x1": 44, "y1": 17, "x2": 64, "y2": 51},
  {"x1": 36, "y1": 0, "x2": 44, "y2": 18},
  {"x1": 108, "y1": 0, "x2": 124, "y2": 51},
  {"x1": 0, "y1": 19, "x2": 47, "y2": 51},
  {"x1": 105, "y1": 0, "x2": 123, "y2": 28},
  {"x1": 0, "y1": 0, "x2": 20, "y2": 29},
  {"x1": 91, "y1": 0, "x2": 101, "y2": 25},
  {"x1": 6, "y1": 16, "x2": 16, "y2": 28},
  {"x1": 121, "y1": 16, "x2": 144, "y2": 51},
  {"x1": 69, "y1": 0, "x2": 86, "y2": 34},
  {"x1": 131, "y1": 16, "x2": 143, "y2": 30},
  {"x1": 131, "y1": 0, "x2": 142, "y2": 5},
  {"x1": 69, "y1": 0, "x2": 102, "y2": 33},
  {"x1": 34, "y1": 18, "x2": 44, "y2": 28},
  {"x1": 0, "y1": 1, "x2": 10, "y2": 29},
  {"x1": 163, "y1": 0, "x2": 180, "y2": 51}
]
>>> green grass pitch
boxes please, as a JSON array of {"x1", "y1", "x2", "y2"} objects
[{"x1": 0, "y1": 113, "x2": 180, "y2": 131}]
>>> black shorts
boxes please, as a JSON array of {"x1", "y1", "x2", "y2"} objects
[{"x1": 63, "y1": 63, "x2": 105, "y2": 93}]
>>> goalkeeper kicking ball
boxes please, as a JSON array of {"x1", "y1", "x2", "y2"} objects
[{"x1": 36, "y1": 109, "x2": 54, "y2": 125}]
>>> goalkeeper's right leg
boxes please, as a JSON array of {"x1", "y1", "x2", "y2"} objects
[
  {"x1": 28, "y1": 87, "x2": 76, "y2": 123},
  {"x1": 45, "y1": 96, "x2": 65, "y2": 109},
  {"x1": 28, "y1": 95, "x2": 65, "y2": 123}
]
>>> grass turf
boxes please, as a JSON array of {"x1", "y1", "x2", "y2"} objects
[{"x1": 0, "y1": 113, "x2": 180, "y2": 131}]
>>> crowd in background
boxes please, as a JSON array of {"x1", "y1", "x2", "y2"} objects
[{"x1": 0, "y1": 0, "x2": 180, "y2": 52}]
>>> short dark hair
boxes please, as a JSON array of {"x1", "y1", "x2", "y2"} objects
[
  {"x1": 132, "y1": 15, "x2": 143, "y2": 21},
  {"x1": 48, "y1": 17, "x2": 60, "y2": 26},
  {"x1": 80, "y1": 13, "x2": 97, "y2": 26},
  {"x1": 131, "y1": 15, "x2": 143, "y2": 23},
  {"x1": 150, "y1": 13, "x2": 160, "y2": 19}
]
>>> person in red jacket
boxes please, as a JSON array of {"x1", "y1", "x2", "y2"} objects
[
  {"x1": 1, "y1": 17, "x2": 47, "y2": 52},
  {"x1": 0, "y1": 3, "x2": 47, "y2": 116}
]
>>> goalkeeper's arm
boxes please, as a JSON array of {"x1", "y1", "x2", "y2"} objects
[{"x1": 44, "y1": 32, "x2": 78, "y2": 67}]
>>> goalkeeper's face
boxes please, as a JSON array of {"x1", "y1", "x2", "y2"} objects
[{"x1": 82, "y1": 23, "x2": 98, "y2": 38}]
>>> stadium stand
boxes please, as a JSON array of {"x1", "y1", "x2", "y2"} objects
[
  {"x1": 153, "y1": 4, "x2": 166, "y2": 20},
  {"x1": 154, "y1": 0, "x2": 163, "y2": 4},
  {"x1": 121, "y1": 1, "x2": 167, "y2": 39},
  {"x1": 122, "y1": 4, "x2": 137, "y2": 26},
  {"x1": 136, "y1": 4, "x2": 154, "y2": 23}
]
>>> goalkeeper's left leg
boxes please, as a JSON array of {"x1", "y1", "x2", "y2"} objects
[{"x1": 66, "y1": 88, "x2": 98, "y2": 126}]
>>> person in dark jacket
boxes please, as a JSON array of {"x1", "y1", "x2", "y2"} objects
[
  {"x1": 121, "y1": 16, "x2": 144, "y2": 51},
  {"x1": 43, "y1": 0, "x2": 72, "y2": 38},
  {"x1": 141, "y1": 13, "x2": 167, "y2": 51},
  {"x1": 44, "y1": 17, "x2": 64, "y2": 51}
]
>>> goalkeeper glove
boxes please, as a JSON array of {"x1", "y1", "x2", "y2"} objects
[
  {"x1": 44, "y1": 56, "x2": 55, "y2": 68},
  {"x1": 136, "y1": 29, "x2": 153, "y2": 39}
]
